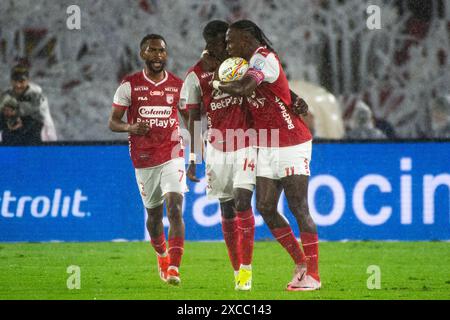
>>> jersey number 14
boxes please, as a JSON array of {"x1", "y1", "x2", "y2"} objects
[{"x1": 243, "y1": 158, "x2": 255, "y2": 171}]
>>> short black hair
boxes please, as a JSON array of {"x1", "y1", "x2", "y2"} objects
[
  {"x1": 202, "y1": 20, "x2": 229, "y2": 42},
  {"x1": 10, "y1": 64, "x2": 29, "y2": 81},
  {"x1": 140, "y1": 34, "x2": 167, "y2": 49},
  {"x1": 229, "y1": 20, "x2": 275, "y2": 52}
]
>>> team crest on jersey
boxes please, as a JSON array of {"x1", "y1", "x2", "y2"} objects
[
  {"x1": 166, "y1": 94, "x2": 174, "y2": 104},
  {"x1": 253, "y1": 59, "x2": 265, "y2": 71}
]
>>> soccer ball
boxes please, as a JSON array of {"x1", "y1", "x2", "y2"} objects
[{"x1": 218, "y1": 57, "x2": 249, "y2": 82}]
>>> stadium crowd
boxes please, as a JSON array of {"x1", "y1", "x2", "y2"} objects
[
  {"x1": 1, "y1": 0, "x2": 449, "y2": 144},
  {"x1": 0, "y1": 64, "x2": 57, "y2": 145}
]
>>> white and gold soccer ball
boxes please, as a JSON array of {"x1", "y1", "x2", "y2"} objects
[{"x1": 218, "y1": 57, "x2": 249, "y2": 82}]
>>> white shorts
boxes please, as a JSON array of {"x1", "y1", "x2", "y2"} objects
[
  {"x1": 135, "y1": 157, "x2": 187, "y2": 209},
  {"x1": 257, "y1": 140, "x2": 312, "y2": 180},
  {"x1": 205, "y1": 144, "x2": 257, "y2": 201}
]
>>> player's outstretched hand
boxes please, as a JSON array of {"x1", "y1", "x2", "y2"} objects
[
  {"x1": 187, "y1": 162, "x2": 200, "y2": 182},
  {"x1": 128, "y1": 122, "x2": 150, "y2": 135},
  {"x1": 292, "y1": 97, "x2": 309, "y2": 117}
]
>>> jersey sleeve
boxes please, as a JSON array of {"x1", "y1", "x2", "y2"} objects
[
  {"x1": 246, "y1": 52, "x2": 280, "y2": 85},
  {"x1": 112, "y1": 81, "x2": 131, "y2": 108},
  {"x1": 179, "y1": 80, "x2": 188, "y2": 111},
  {"x1": 182, "y1": 71, "x2": 202, "y2": 110}
]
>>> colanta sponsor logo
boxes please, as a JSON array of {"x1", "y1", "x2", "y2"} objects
[
  {"x1": 138, "y1": 106, "x2": 172, "y2": 118},
  {"x1": 0, "y1": 189, "x2": 89, "y2": 218}
]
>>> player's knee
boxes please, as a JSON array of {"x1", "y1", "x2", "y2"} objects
[
  {"x1": 167, "y1": 203, "x2": 182, "y2": 216},
  {"x1": 255, "y1": 201, "x2": 266, "y2": 214},
  {"x1": 234, "y1": 196, "x2": 251, "y2": 212},
  {"x1": 233, "y1": 188, "x2": 253, "y2": 211},
  {"x1": 286, "y1": 194, "x2": 308, "y2": 212},
  {"x1": 220, "y1": 200, "x2": 236, "y2": 219},
  {"x1": 166, "y1": 203, "x2": 183, "y2": 223},
  {"x1": 256, "y1": 201, "x2": 276, "y2": 216},
  {"x1": 146, "y1": 207, "x2": 163, "y2": 222},
  {"x1": 167, "y1": 213, "x2": 183, "y2": 226},
  {"x1": 222, "y1": 211, "x2": 235, "y2": 220},
  {"x1": 256, "y1": 210, "x2": 278, "y2": 228}
]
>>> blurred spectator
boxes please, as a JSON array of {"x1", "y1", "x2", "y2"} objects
[
  {"x1": 346, "y1": 101, "x2": 387, "y2": 140},
  {"x1": 430, "y1": 95, "x2": 450, "y2": 138},
  {"x1": 0, "y1": 96, "x2": 43, "y2": 145},
  {"x1": 0, "y1": 65, "x2": 57, "y2": 141}
]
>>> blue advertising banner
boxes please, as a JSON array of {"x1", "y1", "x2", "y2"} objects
[
  {"x1": 0, "y1": 142, "x2": 449, "y2": 242},
  {"x1": 0, "y1": 146, "x2": 144, "y2": 242}
]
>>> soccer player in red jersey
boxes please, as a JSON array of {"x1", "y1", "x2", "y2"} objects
[
  {"x1": 109, "y1": 34, "x2": 187, "y2": 286},
  {"x1": 212, "y1": 20, "x2": 321, "y2": 291},
  {"x1": 182, "y1": 21, "x2": 257, "y2": 290}
]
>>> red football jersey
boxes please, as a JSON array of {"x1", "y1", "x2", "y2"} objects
[
  {"x1": 245, "y1": 47, "x2": 312, "y2": 147},
  {"x1": 183, "y1": 60, "x2": 252, "y2": 152},
  {"x1": 113, "y1": 70, "x2": 184, "y2": 168}
]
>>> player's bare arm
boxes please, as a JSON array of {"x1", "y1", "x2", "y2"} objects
[
  {"x1": 187, "y1": 107, "x2": 201, "y2": 182},
  {"x1": 213, "y1": 74, "x2": 258, "y2": 97},
  {"x1": 108, "y1": 106, "x2": 149, "y2": 135}
]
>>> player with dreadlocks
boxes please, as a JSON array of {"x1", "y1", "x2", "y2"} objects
[
  {"x1": 212, "y1": 20, "x2": 321, "y2": 291},
  {"x1": 182, "y1": 20, "x2": 257, "y2": 291}
]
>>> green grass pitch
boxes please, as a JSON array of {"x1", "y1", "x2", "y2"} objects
[{"x1": 0, "y1": 241, "x2": 449, "y2": 300}]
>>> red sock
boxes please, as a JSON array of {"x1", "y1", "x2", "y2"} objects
[
  {"x1": 150, "y1": 232, "x2": 167, "y2": 256},
  {"x1": 300, "y1": 232, "x2": 320, "y2": 281},
  {"x1": 168, "y1": 237, "x2": 184, "y2": 268},
  {"x1": 221, "y1": 217, "x2": 241, "y2": 271},
  {"x1": 270, "y1": 226, "x2": 306, "y2": 265},
  {"x1": 237, "y1": 208, "x2": 255, "y2": 266}
]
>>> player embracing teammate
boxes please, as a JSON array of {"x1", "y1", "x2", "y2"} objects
[
  {"x1": 213, "y1": 20, "x2": 321, "y2": 291},
  {"x1": 182, "y1": 21, "x2": 257, "y2": 291},
  {"x1": 109, "y1": 22, "x2": 320, "y2": 292}
]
